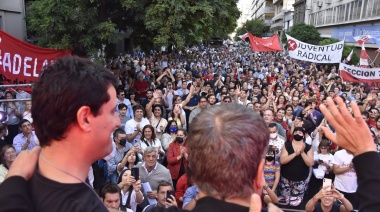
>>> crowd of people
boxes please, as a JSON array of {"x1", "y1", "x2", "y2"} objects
[{"x1": 0, "y1": 45, "x2": 379, "y2": 212}]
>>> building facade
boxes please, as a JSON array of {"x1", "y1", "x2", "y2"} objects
[
  {"x1": 308, "y1": 0, "x2": 380, "y2": 64},
  {"x1": 271, "y1": 0, "x2": 295, "y2": 35},
  {"x1": 251, "y1": 0, "x2": 275, "y2": 26},
  {"x1": 0, "y1": 0, "x2": 26, "y2": 40}
]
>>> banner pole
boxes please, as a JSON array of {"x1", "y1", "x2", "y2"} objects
[{"x1": 373, "y1": 52, "x2": 380, "y2": 65}]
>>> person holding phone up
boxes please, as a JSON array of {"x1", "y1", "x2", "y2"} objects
[
  {"x1": 117, "y1": 168, "x2": 144, "y2": 212},
  {"x1": 305, "y1": 185, "x2": 353, "y2": 212}
]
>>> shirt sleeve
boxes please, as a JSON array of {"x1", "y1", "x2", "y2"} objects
[
  {"x1": 12, "y1": 135, "x2": 23, "y2": 155},
  {"x1": 125, "y1": 122, "x2": 134, "y2": 135},
  {"x1": 107, "y1": 157, "x2": 117, "y2": 173},
  {"x1": 182, "y1": 186, "x2": 197, "y2": 207}
]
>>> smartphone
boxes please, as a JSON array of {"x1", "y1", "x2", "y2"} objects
[
  {"x1": 166, "y1": 190, "x2": 175, "y2": 203},
  {"x1": 318, "y1": 159, "x2": 324, "y2": 164},
  {"x1": 323, "y1": 178, "x2": 332, "y2": 191},
  {"x1": 131, "y1": 167, "x2": 139, "y2": 180}
]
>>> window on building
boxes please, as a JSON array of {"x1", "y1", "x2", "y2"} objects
[
  {"x1": 326, "y1": 8, "x2": 333, "y2": 24},
  {"x1": 351, "y1": 0, "x2": 362, "y2": 21}
]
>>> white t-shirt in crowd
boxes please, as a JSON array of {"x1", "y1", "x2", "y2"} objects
[
  {"x1": 124, "y1": 118, "x2": 150, "y2": 145},
  {"x1": 333, "y1": 149, "x2": 357, "y2": 193}
]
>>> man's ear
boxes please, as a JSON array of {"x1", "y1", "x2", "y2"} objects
[
  {"x1": 77, "y1": 106, "x2": 92, "y2": 132},
  {"x1": 253, "y1": 158, "x2": 265, "y2": 195}
]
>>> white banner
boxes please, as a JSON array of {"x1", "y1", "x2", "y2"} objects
[
  {"x1": 339, "y1": 63, "x2": 380, "y2": 80},
  {"x1": 286, "y1": 34, "x2": 344, "y2": 63}
]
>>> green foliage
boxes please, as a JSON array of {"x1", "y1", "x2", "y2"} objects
[
  {"x1": 26, "y1": 0, "x2": 240, "y2": 56},
  {"x1": 26, "y1": 0, "x2": 120, "y2": 56},
  {"x1": 319, "y1": 38, "x2": 359, "y2": 66},
  {"x1": 235, "y1": 19, "x2": 269, "y2": 41},
  {"x1": 282, "y1": 23, "x2": 321, "y2": 48}
]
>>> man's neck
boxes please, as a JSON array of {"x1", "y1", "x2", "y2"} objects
[
  {"x1": 198, "y1": 190, "x2": 251, "y2": 208},
  {"x1": 134, "y1": 118, "x2": 142, "y2": 122},
  {"x1": 119, "y1": 115, "x2": 126, "y2": 119},
  {"x1": 145, "y1": 163, "x2": 156, "y2": 173},
  {"x1": 38, "y1": 145, "x2": 91, "y2": 183},
  {"x1": 23, "y1": 132, "x2": 31, "y2": 137}
]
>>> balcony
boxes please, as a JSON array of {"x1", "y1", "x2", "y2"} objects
[
  {"x1": 270, "y1": 21, "x2": 284, "y2": 30},
  {"x1": 272, "y1": 11, "x2": 284, "y2": 22},
  {"x1": 273, "y1": 0, "x2": 283, "y2": 5}
]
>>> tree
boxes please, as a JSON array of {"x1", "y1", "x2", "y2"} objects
[
  {"x1": 26, "y1": 0, "x2": 240, "y2": 56},
  {"x1": 234, "y1": 19, "x2": 270, "y2": 41},
  {"x1": 319, "y1": 38, "x2": 359, "y2": 66},
  {"x1": 281, "y1": 23, "x2": 321, "y2": 48}
]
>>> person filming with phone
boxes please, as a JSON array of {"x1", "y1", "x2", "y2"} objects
[
  {"x1": 305, "y1": 184, "x2": 353, "y2": 212},
  {"x1": 143, "y1": 181, "x2": 178, "y2": 212}
]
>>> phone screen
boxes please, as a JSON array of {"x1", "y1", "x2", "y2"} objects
[
  {"x1": 131, "y1": 167, "x2": 139, "y2": 180},
  {"x1": 166, "y1": 190, "x2": 175, "y2": 202},
  {"x1": 323, "y1": 178, "x2": 332, "y2": 191}
]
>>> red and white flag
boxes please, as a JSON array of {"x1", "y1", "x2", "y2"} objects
[
  {"x1": 360, "y1": 43, "x2": 369, "y2": 67},
  {"x1": 354, "y1": 35, "x2": 372, "y2": 45},
  {"x1": 238, "y1": 33, "x2": 248, "y2": 40},
  {"x1": 345, "y1": 49, "x2": 353, "y2": 63}
]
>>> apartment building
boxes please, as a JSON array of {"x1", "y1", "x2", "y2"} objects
[
  {"x1": 251, "y1": 0, "x2": 275, "y2": 26},
  {"x1": 308, "y1": 0, "x2": 380, "y2": 63},
  {"x1": 271, "y1": 0, "x2": 295, "y2": 35}
]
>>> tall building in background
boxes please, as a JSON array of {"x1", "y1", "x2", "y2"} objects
[
  {"x1": 308, "y1": 0, "x2": 380, "y2": 64},
  {"x1": 0, "y1": 0, "x2": 26, "y2": 40},
  {"x1": 271, "y1": 0, "x2": 295, "y2": 35},
  {"x1": 237, "y1": 0, "x2": 254, "y2": 27},
  {"x1": 251, "y1": 0, "x2": 275, "y2": 26}
]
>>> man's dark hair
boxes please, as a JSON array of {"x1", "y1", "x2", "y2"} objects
[
  {"x1": 199, "y1": 96, "x2": 207, "y2": 103},
  {"x1": 100, "y1": 183, "x2": 121, "y2": 199},
  {"x1": 117, "y1": 89, "x2": 125, "y2": 96},
  {"x1": 188, "y1": 104, "x2": 268, "y2": 199},
  {"x1": 268, "y1": 122, "x2": 278, "y2": 129},
  {"x1": 157, "y1": 181, "x2": 173, "y2": 192},
  {"x1": 113, "y1": 128, "x2": 126, "y2": 138},
  {"x1": 133, "y1": 104, "x2": 145, "y2": 115},
  {"x1": 19, "y1": 119, "x2": 31, "y2": 129},
  {"x1": 118, "y1": 103, "x2": 127, "y2": 110},
  {"x1": 32, "y1": 57, "x2": 117, "y2": 146}
]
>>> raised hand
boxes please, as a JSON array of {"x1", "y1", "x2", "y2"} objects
[{"x1": 320, "y1": 97, "x2": 375, "y2": 156}]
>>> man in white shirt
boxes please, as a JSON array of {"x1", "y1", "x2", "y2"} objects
[
  {"x1": 125, "y1": 105, "x2": 150, "y2": 145},
  {"x1": 13, "y1": 119, "x2": 39, "y2": 155}
]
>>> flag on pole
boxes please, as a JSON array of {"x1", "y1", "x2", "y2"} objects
[
  {"x1": 238, "y1": 33, "x2": 248, "y2": 40},
  {"x1": 354, "y1": 35, "x2": 372, "y2": 45},
  {"x1": 345, "y1": 49, "x2": 353, "y2": 63},
  {"x1": 360, "y1": 43, "x2": 369, "y2": 67}
]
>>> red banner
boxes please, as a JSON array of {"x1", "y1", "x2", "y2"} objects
[
  {"x1": 0, "y1": 30, "x2": 71, "y2": 89},
  {"x1": 247, "y1": 33, "x2": 283, "y2": 52}
]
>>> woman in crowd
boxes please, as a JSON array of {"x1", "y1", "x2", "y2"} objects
[
  {"x1": 117, "y1": 169, "x2": 144, "y2": 212},
  {"x1": 161, "y1": 120, "x2": 178, "y2": 152},
  {"x1": 117, "y1": 148, "x2": 141, "y2": 174},
  {"x1": 273, "y1": 95, "x2": 288, "y2": 113},
  {"x1": 1, "y1": 91, "x2": 21, "y2": 144},
  {"x1": 140, "y1": 125, "x2": 165, "y2": 161},
  {"x1": 263, "y1": 147, "x2": 280, "y2": 193},
  {"x1": 167, "y1": 129, "x2": 188, "y2": 191},
  {"x1": 22, "y1": 101, "x2": 33, "y2": 124},
  {"x1": 0, "y1": 145, "x2": 16, "y2": 183},
  {"x1": 127, "y1": 91, "x2": 140, "y2": 107},
  {"x1": 279, "y1": 127, "x2": 314, "y2": 207},
  {"x1": 147, "y1": 102, "x2": 168, "y2": 140}
]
